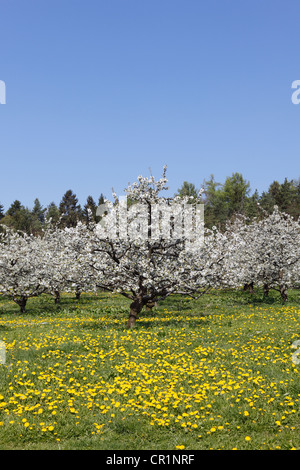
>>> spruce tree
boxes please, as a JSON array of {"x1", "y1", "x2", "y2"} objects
[
  {"x1": 83, "y1": 195, "x2": 97, "y2": 223},
  {"x1": 32, "y1": 198, "x2": 46, "y2": 224},
  {"x1": 46, "y1": 202, "x2": 60, "y2": 225},
  {"x1": 59, "y1": 190, "x2": 82, "y2": 227}
]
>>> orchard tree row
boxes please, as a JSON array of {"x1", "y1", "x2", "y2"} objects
[
  {"x1": 0, "y1": 168, "x2": 299, "y2": 327},
  {"x1": 0, "y1": 173, "x2": 299, "y2": 234}
]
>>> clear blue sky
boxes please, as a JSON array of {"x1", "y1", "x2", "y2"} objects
[{"x1": 0, "y1": 0, "x2": 299, "y2": 210}]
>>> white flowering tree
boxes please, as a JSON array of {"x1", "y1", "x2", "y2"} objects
[
  {"x1": 68, "y1": 167, "x2": 230, "y2": 327},
  {"x1": 225, "y1": 207, "x2": 300, "y2": 301},
  {"x1": 39, "y1": 222, "x2": 97, "y2": 303},
  {"x1": 60, "y1": 224, "x2": 97, "y2": 299},
  {"x1": 0, "y1": 227, "x2": 49, "y2": 312},
  {"x1": 39, "y1": 224, "x2": 70, "y2": 304}
]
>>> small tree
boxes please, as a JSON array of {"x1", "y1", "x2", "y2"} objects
[
  {"x1": 59, "y1": 190, "x2": 82, "y2": 228},
  {"x1": 83, "y1": 196, "x2": 98, "y2": 224},
  {"x1": 225, "y1": 208, "x2": 300, "y2": 301},
  {"x1": 0, "y1": 228, "x2": 48, "y2": 312},
  {"x1": 32, "y1": 198, "x2": 46, "y2": 225},
  {"x1": 46, "y1": 202, "x2": 60, "y2": 225}
]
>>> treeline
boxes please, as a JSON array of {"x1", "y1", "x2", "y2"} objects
[
  {"x1": 0, "y1": 172, "x2": 299, "y2": 234},
  {"x1": 177, "y1": 173, "x2": 300, "y2": 229},
  {"x1": 0, "y1": 191, "x2": 106, "y2": 235}
]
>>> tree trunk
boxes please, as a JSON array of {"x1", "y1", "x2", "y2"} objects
[
  {"x1": 127, "y1": 296, "x2": 145, "y2": 328},
  {"x1": 75, "y1": 287, "x2": 81, "y2": 300},
  {"x1": 243, "y1": 282, "x2": 254, "y2": 294},
  {"x1": 280, "y1": 285, "x2": 288, "y2": 303},
  {"x1": 16, "y1": 296, "x2": 28, "y2": 313},
  {"x1": 54, "y1": 290, "x2": 60, "y2": 304},
  {"x1": 263, "y1": 284, "x2": 269, "y2": 297}
]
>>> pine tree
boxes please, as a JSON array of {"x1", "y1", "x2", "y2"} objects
[
  {"x1": 96, "y1": 193, "x2": 107, "y2": 222},
  {"x1": 175, "y1": 181, "x2": 199, "y2": 200},
  {"x1": 98, "y1": 193, "x2": 105, "y2": 206},
  {"x1": 46, "y1": 202, "x2": 60, "y2": 225},
  {"x1": 83, "y1": 195, "x2": 97, "y2": 223},
  {"x1": 202, "y1": 175, "x2": 227, "y2": 229},
  {"x1": 32, "y1": 198, "x2": 46, "y2": 224},
  {"x1": 223, "y1": 172, "x2": 250, "y2": 217},
  {"x1": 7, "y1": 200, "x2": 22, "y2": 217},
  {"x1": 59, "y1": 190, "x2": 82, "y2": 227}
]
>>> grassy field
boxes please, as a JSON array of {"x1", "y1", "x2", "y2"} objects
[{"x1": 0, "y1": 288, "x2": 300, "y2": 450}]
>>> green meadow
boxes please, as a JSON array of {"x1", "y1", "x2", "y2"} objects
[{"x1": 0, "y1": 289, "x2": 299, "y2": 450}]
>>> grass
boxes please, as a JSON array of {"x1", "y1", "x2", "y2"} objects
[{"x1": 0, "y1": 288, "x2": 300, "y2": 450}]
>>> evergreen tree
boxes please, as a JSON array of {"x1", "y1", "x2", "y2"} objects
[
  {"x1": 0, "y1": 203, "x2": 4, "y2": 220},
  {"x1": 289, "y1": 178, "x2": 300, "y2": 219},
  {"x1": 202, "y1": 175, "x2": 228, "y2": 229},
  {"x1": 260, "y1": 178, "x2": 300, "y2": 218},
  {"x1": 83, "y1": 195, "x2": 97, "y2": 223},
  {"x1": 59, "y1": 190, "x2": 82, "y2": 227},
  {"x1": 96, "y1": 193, "x2": 107, "y2": 222},
  {"x1": 98, "y1": 193, "x2": 105, "y2": 206},
  {"x1": 32, "y1": 198, "x2": 46, "y2": 224},
  {"x1": 259, "y1": 190, "x2": 274, "y2": 214},
  {"x1": 222, "y1": 172, "x2": 250, "y2": 217},
  {"x1": 2, "y1": 203, "x2": 37, "y2": 234},
  {"x1": 244, "y1": 189, "x2": 260, "y2": 219},
  {"x1": 6, "y1": 200, "x2": 22, "y2": 217},
  {"x1": 175, "y1": 181, "x2": 200, "y2": 201},
  {"x1": 278, "y1": 178, "x2": 296, "y2": 212},
  {"x1": 46, "y1": 202, "x2": 60, "y2": 225}
]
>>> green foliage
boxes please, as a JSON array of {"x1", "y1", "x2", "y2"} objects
[
  {"x1": 260, "y1": 178, "x2": 300, "y2": 218},
  {"x1": 180, "y1": 173, "x2": 299, "y2": 229},
  {"x1": 83, "y1": 196, "x2": 98, "y2": 224},
  {"x1": 45, "y1": 202, "x2": 60, "y2": 225},
  {"x1": 1, "y1": 200, "x2": 44, "y2": 235},
  {"x1": 174, "y1": 181, "x2": 200, "y2": 201},
  {"x1": 58, "y1": 190, "x2": 82, "y2": 228}
]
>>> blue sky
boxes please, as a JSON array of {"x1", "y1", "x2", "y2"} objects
[{"x1": 0, "y1": 0, "x2": 299, "y2": 210}]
